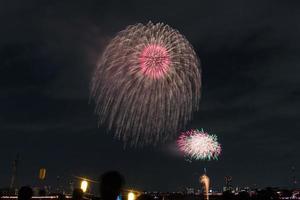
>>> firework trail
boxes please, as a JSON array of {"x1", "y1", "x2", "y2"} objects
[
  {"x1": 177, "y1": 129, "x2": 221, "y2": 160},
  {"x1": 200, "y1": 174, "x2": 210, "y2": 200},
  {"x1": 90, "y1": 22, "x2": 201, "y2": 146}
]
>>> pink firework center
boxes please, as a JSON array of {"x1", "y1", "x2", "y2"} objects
[{"x1": 139, "y1": 44, "x2": 170, "y2": 79}]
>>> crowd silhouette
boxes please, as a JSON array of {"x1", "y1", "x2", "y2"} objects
[{"x1": 8, "y1": 172, "x2": 284, "y2": 200}]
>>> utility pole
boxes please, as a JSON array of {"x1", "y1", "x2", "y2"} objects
[
  {"x1": 292, "y1": 166, "x2": 297, "y2": 188},
  {"x1": 10, "y1": 153, "x2": 20, "y2": 190}
]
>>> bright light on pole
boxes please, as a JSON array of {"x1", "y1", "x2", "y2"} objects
[
  {"x1": 128, "y1": 192, "x2": 135, "y2": 200},
  {"x1": 80, "y1": 180, "x2": 88, "y2": 193}
]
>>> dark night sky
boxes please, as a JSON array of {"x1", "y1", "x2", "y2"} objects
[{"x1": 0, "y1": 0, "x2": 300, "y2": 192}]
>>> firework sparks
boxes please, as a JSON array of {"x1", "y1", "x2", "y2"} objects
[
  {"x1": 90, "y1": 22, "x2": 201, "y2": 146},
  {"x1": 200, "y1": 174, "x2": 210, "y2": 200},
  {"x1": 177, "y1": 129, "x2": 221, "y2": 160}
]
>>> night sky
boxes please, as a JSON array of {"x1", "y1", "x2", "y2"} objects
[{"x1": 1, "y1": 0, "x2": 300, "y2": 192}]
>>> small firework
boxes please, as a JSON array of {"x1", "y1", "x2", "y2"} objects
[
  {"x1": 177, "y1": 129, "x2": 221, "y2": 160},
  {"x1": 200, "y1": 174, "x2": 210, "y2": 200}
]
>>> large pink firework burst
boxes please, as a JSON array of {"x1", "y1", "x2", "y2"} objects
[
  {"x1": 91, "y1": 22, "x2": 201, "y2": 146},
  {"x1": 177, "y1": 129, "x2": 221, "y2": 160}
]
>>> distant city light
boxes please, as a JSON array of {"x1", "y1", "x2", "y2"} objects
[
  {"x1": 128, "y1": 192, "x2": 135, "y2": 200},
  {"x1": 80, "y1": 180, "x2": 88, "y2": 193}
]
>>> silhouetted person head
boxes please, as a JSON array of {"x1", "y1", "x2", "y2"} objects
[
  {"x1": 237, "y1": 191, "x2": 250, "y2": 200},
  {"x1": 256, "y1": 188, "x2": 279, "y2": 200},
  {"x1": 18, "y1": 186, "x2": 33, "y2": 200},
  {"x1": 99, "y1": 171, "x2": 125, "y2": 200},
  {"x1": 72, "y1": 188, "x2": 84, "y2": 200},
  {"x1": 136, "y1": 194, "x2": 154, "y2": 200},
  {"x1": 58, "y1": 194, "x2": 66, "y2": 200},
  {"x1": 222, "y1": 190, "x2": 236, "y2": 200}
]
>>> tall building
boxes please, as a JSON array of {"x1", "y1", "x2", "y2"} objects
[{"x1": 223, "y1": 176, "x2": 233, "y2": 192}]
